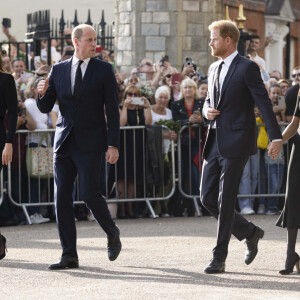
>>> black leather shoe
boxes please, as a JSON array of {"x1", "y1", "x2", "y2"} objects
[
  {"x1": 48, "y1": 256, "x2": 79, "y2": 270},
  {"x1": 107, "y1": 227, "x2": 122, "y2": 261},
  {"x1": 245, "y1": 226, "x2": 264, "y2": 265},
  {"x1": 204, "y1": 258, "x2": 225, "y2": 274},
  {"x1": 0, "y1": 233, "x2": 7, "y2": 260}
]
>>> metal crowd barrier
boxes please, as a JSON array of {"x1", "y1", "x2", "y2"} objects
[
  {"x1": 3, "y1": 126, "x2": 176, "y2": 224},
  {"x1": 176, "y1": 123, "x2": 290, "y2": 207},
  {"x1": 177, "y1": 124, "x2": 205, "y2": 216},
  {"x1": 0, "y1": 123, "x2": 292, "y2": 223}
]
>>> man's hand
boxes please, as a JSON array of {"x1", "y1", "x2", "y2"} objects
[
  {"x1": 106, "y1": 147, "x2": 119, "y2": 164},
  {"x1": 205, "y1": 108, "x2": 220, "y2": 120},
  {"x1": 267, "y1": 140, "x2": 282, "y2": 159},
  {"x1": 37, "y1": 77, "x2": 50, "y2": 96}
]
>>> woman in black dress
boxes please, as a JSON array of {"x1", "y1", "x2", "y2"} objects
[
  {"x1": 116, "y1": 85, "x2": 152, "y2": 218},
  {"x1": 0, "y1": 53, "x2": 18, "y2": 260},
  {"x1": 276, "y1": 86, "x2": 300, "y2": 274}
]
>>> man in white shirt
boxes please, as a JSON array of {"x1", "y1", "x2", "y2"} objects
[
  {"x1": 37, "y1": 24, "x2": 121, "y2": 270},
  {"x1": 200, "y1": 20, "x2": 282, "y2": 274}
]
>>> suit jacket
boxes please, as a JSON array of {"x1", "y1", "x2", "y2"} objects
[
  {"x1": 37, "y1": 57, "x2": 120, "y2": 153},
  {"x1": 0, "y1": 73, "x2": 17, "y2": 145},
  {"x1": 203, "y1": 53, "x2": 282, "y2": 159}
]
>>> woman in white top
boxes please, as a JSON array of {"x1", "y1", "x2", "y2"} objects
[
  {"x1": 151, "y1": 85, "x2": 177, "y2": 148},
  {"x1": 151, "y1": 86, "x2": 177, "y2": 217},
  {"x1": 24, "y1": 77, "x2": 49, "y2": 146}
]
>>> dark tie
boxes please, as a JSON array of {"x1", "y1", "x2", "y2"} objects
[
  {"x1": 74, "y1": 60, "x2": 84, "y2": 99},
  {"x1": 213, "y1": 61, "x2": 224, "y2": 109}
]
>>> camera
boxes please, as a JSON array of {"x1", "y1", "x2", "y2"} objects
[
  {"x1": 160, "y1": 54, "x2": 169, "y2": 66},
  {"x1": 185, "y1": 57, "x2": 197, "y2": 71},
  {"x1": 1, "y1": 50, "x2": 6, "y2": 56},
  {"x1": 2, "y1": 18, "x2": 11, "y2": 28}
]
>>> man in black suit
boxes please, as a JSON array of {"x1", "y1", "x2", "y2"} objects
[
  {"x1": 37, "y1": 24, "x2": 121, "y2": 269},
  {"x1": 200, "y1": 20, "x2": 282, "y2": 273}
]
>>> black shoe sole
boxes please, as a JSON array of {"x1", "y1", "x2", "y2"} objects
[
  {"x1": 204, "y1": 268, "x2": 225, "y2": 274},
  {"x1": 48, "y1": 263, "x2": 79, "y2": 270}
]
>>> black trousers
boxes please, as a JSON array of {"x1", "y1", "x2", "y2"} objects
[
  {"x1": 54, "y1": 130, "x2": 117, "y2": 258},
  {"x1": 200, "y1": 130, "x2": 256, "y2": 261}
]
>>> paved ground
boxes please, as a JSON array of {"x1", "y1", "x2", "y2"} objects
[{"x1": 0, "y1": 215, "x2": 300, "y2": 299}]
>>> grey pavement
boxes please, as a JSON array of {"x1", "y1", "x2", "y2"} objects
[{"x1": 0, "y1": 215, "x2": 300, "y2": 299}]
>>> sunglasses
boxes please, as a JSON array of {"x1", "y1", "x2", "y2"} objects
[
  {"x1": 127, "y1": 92, "x2": 139, "y2": 97},
  {"x1": 13, "y1": 57, "x2": 24, "y2": 61},
  {"x1": 292, "y1": 73, "x2": 300, "y2": 78},
  {"x1": 166, "y1": 74, "x2": 172, "y2": 78},
  {"x1": 140, "y1": 62, "x2": 152, "y2": 67}
]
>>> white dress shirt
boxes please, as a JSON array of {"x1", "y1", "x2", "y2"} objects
[
  {"x1": 71, "y1": 56, "x2": 90, "y2": 95},
  {"x1": 218, "y1": 50, "x2": 238, "y2": 97}
]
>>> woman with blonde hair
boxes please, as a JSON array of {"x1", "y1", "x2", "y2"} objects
[
  {"x1": 171, "y1": 78, "x2": 204, "y2": 216},
  {"x1": 0, "y1": 52, "x2": 18, "y2": 259}
]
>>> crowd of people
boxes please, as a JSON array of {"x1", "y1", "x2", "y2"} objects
[{"x1": 0, "y1": 24, "x2": 299, "y2": 227}]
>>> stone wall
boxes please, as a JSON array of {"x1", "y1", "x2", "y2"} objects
[{"x1": 115, "y1": 0, "x2": 223, "y2": 75}]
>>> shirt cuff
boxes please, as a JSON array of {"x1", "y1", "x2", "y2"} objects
[{"x1": 271, "y1": 139, "x2": 282, "y2": 142}]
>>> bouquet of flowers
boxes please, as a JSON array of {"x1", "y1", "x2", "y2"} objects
[
  {"x1": 136, "y1": 82, "x2": 156, "y2": 99},
  {"x1": 155, "y1": 119, "x2": 181, "y2": 134}
]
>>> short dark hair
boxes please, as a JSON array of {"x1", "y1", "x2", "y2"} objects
[
  {"x1": 269, "y1": 83, "x2": 281, "y2": 92},
  {"x1": 250, "y1": 34, "x2": 260, "y2": 41}
]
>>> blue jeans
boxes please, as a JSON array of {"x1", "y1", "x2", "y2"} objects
[
  {"x1": 258, "y1": 149, "x2": 268, "y2": 206},
  {"x1": 265, "y1": 164, "x2": 284, "y2": 210},
  {"x1": 238, "y1": 154, "x2": 258, "y2": 210}
]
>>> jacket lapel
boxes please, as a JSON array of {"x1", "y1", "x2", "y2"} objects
[
  {"x1": 64, "y1": 58, "x2": 72, "y2": 97},
  {"x1": 209, "y1": 64, "x2": 218, "y2": 108},
  {"x1": 218, "y1": 54, "x2": 240, "y2": 106}
]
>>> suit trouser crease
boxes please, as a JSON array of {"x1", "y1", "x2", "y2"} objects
[
  {"x1": 54, "y1": 131, "x2": 116, "y2": 257},
  {"x1": 200, "y1": 131, "x2": 256, "y2": 261}
]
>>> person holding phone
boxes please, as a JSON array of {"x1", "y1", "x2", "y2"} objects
[
  {"x1": 262, "y1": 83, "x2": 286, "y2": 215},
  {"x1": 276, "y1": 87, "x2": 300, "y2": 274},
  {"x1": 269, "y1": 83, "x2": 286, "y2": 122},
  {"x1": 113, "y1": 85, "x2": 151, "y2": 218},
  {"x1": 0, "y1": 52, "x2": 18, "y2": 260},
  {"x1": 171, "y1": 78, "x2": 204, "y2": 216}
]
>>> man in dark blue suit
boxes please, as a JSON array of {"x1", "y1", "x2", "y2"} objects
[
  {"x1": 200, "y1": 20, "x2": 283, "y2": 273},
  {"x1": 37, "y1": 24, "x2": 121, "y2": 269}
]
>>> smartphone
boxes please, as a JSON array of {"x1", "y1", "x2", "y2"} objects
[
  {"x1": 20, "y1": 71, "x2": 33, "y2": 82},
  {"x1": 2, "y1": 18, "x2": 11, "y2": 28},
  {"x1": 34, "y1": 56, "x2": 41, "y2": 63},
  {"x1": 172, "y1": 73, "x2": 182, "y2": 85},
  {"x1": 139, "y1": 73, "x2": 146, "y2": 82},
  {"x1": 18, "y1": 106, "x2": 26, "y2": 116},
  {"x1": 131, "y1": 97, "x2": 144, "y2": 106},
  {"x1": 278, "y1": 96, "x2": 285, "y2": 109}
]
